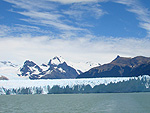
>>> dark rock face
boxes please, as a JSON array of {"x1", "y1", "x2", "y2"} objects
[
  {"x1": 40, "y1": 62, "x2": 78, "y2": 79},
  {"x1": 77, "y1": 56, "x2": 150, "y2": 78},
  {"x1": 18, "y1": 60, "x2": 42, "y2": 78},
  {"x1": 0, "y1": 76, "x2": 9, "y2": 80}
]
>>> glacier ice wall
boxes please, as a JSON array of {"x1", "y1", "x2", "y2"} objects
[{"x1": 0, "y1": 75, "x2": 150, "y2": 95}]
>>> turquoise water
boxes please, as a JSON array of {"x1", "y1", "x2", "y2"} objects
[{"x1": 0, "y1": 93, "x2": 150, "y2": 113}]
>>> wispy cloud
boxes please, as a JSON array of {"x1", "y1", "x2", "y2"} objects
[
  {"x1": 47, "y1": 0, "x2": 107, "y2": 4},
  {"x1": 0, "y1": 24, "x2": 52, "y2": 37},
  {"x1": 3, "y1": 0, "x2": 107, "y2": 37},
  {"x1": 63, "y1": 3, "x2": 106, "y2": 20},
  {"x1": 139, "y1": 23, "x2": 150, "y2": 37},
  {"x1": 4, "y1": 0, "x2": 57, "y2": 11},
  {"x1": 18, "y1": 11, "x2": 62, "y2": 21},
  {"x1": 114, "y1": 0, "x2": 150, "y2": 37},
  {"x1": 3, "y1": 0, "x2": 83, "y2": 32},
  {"x1": 0, "y1": 25, "x2": 11, "y2": 37},
  {"x1": 16, "y1": 10, "x2": 82, "y2": 31}
]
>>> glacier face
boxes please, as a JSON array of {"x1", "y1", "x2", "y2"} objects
[
  {"x1": 1, "y1": 75, "x2": 150, "y2": 95},
  {"x1": 0, "y1": 77, "x2": 133, "y2": 89}
]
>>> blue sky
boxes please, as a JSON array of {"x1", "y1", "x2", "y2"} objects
[{"x1": 0, "y1": 0, "x2": 150, "y2": 64}]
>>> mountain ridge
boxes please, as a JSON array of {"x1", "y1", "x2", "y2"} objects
[
  {"x1": 1, "y1": 55, "x2": 150, "y2": 79},
  {"x1": 0, "y1": 56, "x2": 100, "y2": 80},
  {"x1": 77, "y1": 56, "x2": 150, "y2": 78},
  {"x1": 18, "y1": 56, "x2": 80, "y2": 79}
]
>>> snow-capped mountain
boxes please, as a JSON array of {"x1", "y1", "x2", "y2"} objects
[
  {"x1": 68, "y1": 61, "x2": 101, "y2": 72},
  {"x1": 0, "y1": 61, "x2": 22, "y2": 80},
  {"x1": 47, "y1": 56, "x2": 101, "y2": 73},
  {"x1": 18, "y1": 56, "x2": 80, "y2": 79},
  {"x1": 48, "y1": 56, "x2": 65, "y2": 66},
  {"x1": 17, "y1": 60, "x2": 42, "y2": 79},
  {"x1": 0, "y1": 56, "x2": 101, "y2": 80}
]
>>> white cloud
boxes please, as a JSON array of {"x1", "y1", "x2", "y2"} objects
[
  {"x1": 4, "y1": 0, "x2": 86, "y2": 32},
  {"x1": 63, "y1": 3, "x2": 106, "y2": 20},
  {"x1": 112, "y1": 0, "x2": 134, "y2": 6},
  {"x1": 4, "y1": 0, "x2": 57, "y2": 11},
  {"x1": 18, "y1": 11, "x2": 62, "y2": 21},
  {"x1": 139, "y1": 23, "x2": 150, "y2": 36},
  {"x1": 63, "y1": 10, "x2": 84, "y2": 20},
  {"x1": 17, "y1": 10, "x2": 83, "y2": 31},
  {"x1": 0, "y1": 36, "x2": 150, "y2": 65},
  {"x1": 47, "y1": 0, "x2": 98, "y2": 4},
  {"x1": 0, "y1": 25, "x2": 11, "y2": 37}
]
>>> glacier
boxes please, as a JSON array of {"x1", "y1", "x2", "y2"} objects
[
  {"x1": 0, "y1": 77, "x2": 135, "y2": 89},
  {"x1": 0, "y1": 75, "x2": 150, "y2": 95}
]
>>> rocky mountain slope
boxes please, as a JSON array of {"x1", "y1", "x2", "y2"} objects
[
  {"x1": 77, "y1": 56, "x2": 150, "y2": 78},
  {"x1": 0, "y1": 75, "x2": 8, "y2": 80},
  {"x1": 18, "y1": 56, "x2": 80, "y2": 79}
]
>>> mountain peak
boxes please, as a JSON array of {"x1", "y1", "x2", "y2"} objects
[
  {"x1": 48, "y1": 56, "x2": 65, "y2": 66},
  {"x1": 78, "y1": 56, "x2": 150, "y2": 78},
  {"x1": 0, "y1": 75, "x2": 9, "y2": 80},
  {"x1": 53, "y1": 56, "x2": 63, "y2": 63},
  {"x1": 24, "y1": 60, "x2": 36, "y2": 67},
  {"x1": 18, "y1": 56, "x2": 80, "y2": 79},
  {"x1": 111, "y1": 55, "x2": 132, "y2": 66},
  {"x1": 116, "y1": 55, "x2": 120, "y2": 59},
  {"x1": 112, "y1": 55, "x2": 120, "y2": 62}
]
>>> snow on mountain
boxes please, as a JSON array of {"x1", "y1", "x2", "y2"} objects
[
  {"x1": 0, "y1": 61, "x2": 26, "y2": 80},
  {"x1": 18, "y1": 56, "x2": 80, "y2": 79},
  {"x1": 47, "y1": 56, "x2": 101, "y2": 73},
  {"x1": 48, "y1": 56, "x2": 65, "y2": 66},
  {"x1": 0, "y1": 56, "x2": 101, "y2": 80},
  {"x1": 68, "y1": 61, "x2": 101, "y2": 72},
  {"x1": 18, "y1": 60, "x2": 44, "y2": 79},
  {"x1": 47, "y1": 56, "x2": 101, "y2": 75},
  {"x1": 41, "y1": 64, "x2": 49, "y2": 71}
]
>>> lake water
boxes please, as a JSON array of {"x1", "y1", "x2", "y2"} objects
[{"x1": 0, "y1": 93, "x2": 150, "y2": 113}]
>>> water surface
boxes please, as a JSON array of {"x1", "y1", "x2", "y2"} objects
[{"x1": 0, "y1": 93, "x2": 150, "y2": 113}]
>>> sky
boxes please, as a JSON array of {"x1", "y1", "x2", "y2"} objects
[{"x1": 0, "y1": 0, "x2": 150, "y2": 65}]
